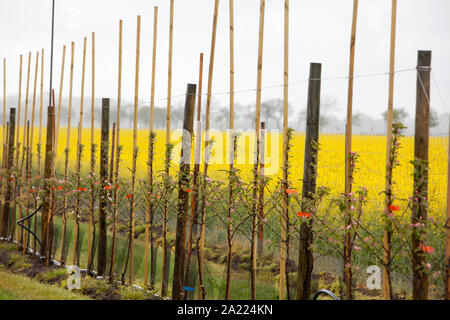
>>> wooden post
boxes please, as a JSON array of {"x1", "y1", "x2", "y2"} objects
[
  {"x1": 344, "y1": 0, "x2": 359, "y2": 300},
  {"x1": 412, "y1": 50, "x2": 431, "y2": 300},
  {"x1": 204, "y1": 0, "x2": 220, "y2": 163},
  {"x1": 98, "y1": 98, "x2": 109, "y2": 276},
  {"x1": 73, "y1": 37, "x2": 87, "y2": 267},
  {"x1": 60, "y1": 42, "x2": 74, "y2": 264},
  {"x1": 38, "y1": 49, "x2": 44, "y2": 175},
  {"x1": 382, "y1": 0, "x2": 397, "y2": 300},
  {"x1": 145, "y1": 6, "x2": 158, "y2": 289},
  {"x1": 109, "y1": 123, "x2": 115, "y2": 185},
  {"x1": 15, "y1": 55, "x2": 23, "y2": 167},
  {"x1": 229, "y1": 0, "x2": 235, "y2": 147},
  {"x1": 0, "y1": 108, "x2": 15, "y2": 239},
  {"x1": 41, "y1": 105, "x2": 55, "y2": 260},
  {"x1": 296, "y1": 62, "x2": 321, "y2": 300},
  {"x1": 22, "y1": 121, "x2": 30, "y2": 254},
  {"x1": 129, "y1": 15, "x2": 141, "y2": 286},
  {"x1": 87, "y1": 31, "x2": 96, "y2": 276},
  {"x1": 280, "y1": 0, "x2": 288, "y2": 300},
  {"x1": 91, "y1": 33, "x2": 95, "y2": 145},
  {"x1": 110, "y1": 19, "x2": 123, "y2": 283},
  {"x1": 227, "y1": 5, "x2": 236, "y2": 292},
  {"x1": 172, "y1": 83, "x2": 196, "y2": 300},
  {"x1": 30, "y1": 51, "x2": 39, "y2": 171},
  {"x1": 257, "y1": 122, "x2": 266, "y2": 256},
  {"x1": 194, "y1": 53, "x2": 204, "y2": 300},
  {"x1": 35, "y1": 50, "x2": 44, "y2": 255},
  {"x1": 55, "y1": 45, "x2": 66, "y2": 153},
  {"x1": 184, "y1": 54, "x2": 203, "y2": 301},
  {"x1": 166, "y1": 0, "x2": 174, "y2": 144},
  {"x1": 252, "y1": 0, "x2": 265, "y2": 300},
  {"x1": 198, "y1": 0, "x2": 219, "y2": 300},
  {"x1": 22, "y1": 52, "x2": 31, "y2": 169},
  {"x1": 162, "y1": 0, "x2": 174, "y2": 297},
  {"x1": 15, "y1": 53, "x2": 31, "y2": 249},
  {"x1": 46, "y1": 91, "x2": 57, "y2": 265}
]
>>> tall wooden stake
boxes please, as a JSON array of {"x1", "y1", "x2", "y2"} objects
[
  {"x1": 257, "y1": 121, "x2": 265, "y2": 256},
  {"x1": 251, "y1": 0, "x2": 265, "y2": 300},
  {"x1": 110, "y1": 19, "x2": 123, "y2": 283},
  {"x1": 38, "y1": 49, "x2": 44, "y2": 175},
  {"x1": 162, "y1": 0, "x2": 174, "y2": 297},
  {"x1": 30, "y1": 52, "x2": 39, "y2": 173},
  {"x1": 15, "y1": 53, "x2": 31, "y2": 248},
  {"x1": 87, "y1": 31, "x2": 96, "y2": 276},
  {"x1": 61, "y1": 42, "x2": 74, "y2": 264},
  {"x1": 344, "y1": 0, "x2": 359, "y2": 300},
  {"x1": 73, "y1": 37, "x2": 87, "y2": 266},
  {"x1": 382, "y1": 0, "x2": 397, "y2": 300},
  {"x1": 129, "y1": 15, "x2": 141, "y2": 286},
  {"x1": 15, "y1": 54, "x2": 23, "y2": 167},
  {"x1": 55, "y1": 45, "x2": 66, "y2": 153},
  {"x1": 223, "y1": 0, "x2": 236, "y2": 300},
  {"x1": 198, "y1": 0, "x2": 219, "y2": 300},
  {"x1": 22, "y1": 52, "x2": 31, "y2": 167},
  {"x1": 145, "y1": 6, "x2": 158, "y2": 289},
  {"x1": 195, "y1": 53, "x2": 204, "y2": 300},
  {"x1": 22, "y1": 121, "x2": 31, "y2": 254},
  {"x1": 280, "y1": 0, "x2": 288, "y2": 300}
]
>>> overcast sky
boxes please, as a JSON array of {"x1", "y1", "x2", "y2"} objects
[{"x1": 1, "y1": 0, "x2": 449, "y2": 130}]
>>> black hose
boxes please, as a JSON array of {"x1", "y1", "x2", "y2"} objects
[
  {"x1": 312, "y1": 289, "x2": 339, "y2": 300},
  {"x1": 17, "y1": 205, "x2": 42, "y2": 247}
]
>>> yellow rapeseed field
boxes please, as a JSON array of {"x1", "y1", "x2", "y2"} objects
[{"x1": 15, "y1": 127, "x2": 448, "y2": 217}]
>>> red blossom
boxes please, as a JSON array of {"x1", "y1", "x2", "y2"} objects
[
  {"x1": 285, "y1": 189, "x2": 298, "y2": 195},
  {"x1": 126, "y1": 194, "x2": 133, "y2": 200},
  {"x1": 388, "y1": 205, "x2": 401, "y2": 212},
  {"x1": 297, "y1": 212, "x2": 311, "y2": 218},
  {"x1": 419, "y1": 244, "x2": 435, "y2": 254}
]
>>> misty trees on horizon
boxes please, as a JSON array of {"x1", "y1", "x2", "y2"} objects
[{"x1": 1, "y1": 93, "x2": 446, "y2": 135}]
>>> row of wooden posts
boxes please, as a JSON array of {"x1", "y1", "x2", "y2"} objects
[{"x1": 0, "y1": 0, "x2": 449, "y2": 300}]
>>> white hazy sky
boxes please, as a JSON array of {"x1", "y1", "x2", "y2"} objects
[{"x1": 1, "y1": 0, "x2": 449, "y2": 128}]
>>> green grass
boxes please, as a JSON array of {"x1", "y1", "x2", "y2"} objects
[
  {"x1": 6, "y1": 205, "x2": 280, "y2": 300},
  {"x1": 0, "y1": 288, "x2": 18, "y2": 300},
  {"x1": 12, "y1": 212, "x2": 278, "y2": 299},
  {"x1": 0, "y1": 270, "x2": 90, "y2": 300}
]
